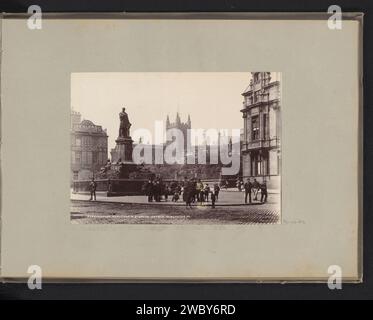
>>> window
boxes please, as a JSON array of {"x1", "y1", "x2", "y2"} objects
[
  {"x1": 263, "y1": 114, "x2": 268, "y2": 139},
  {"x1": 251, "y1": 153, "x2": 262, "y2": 176},
  {"x1": 99, "y1": 152, "x2": 104, "y2": 164},
  {"x1": 246, "y1": 95, "x2": 253, "y2": 105},
  {"x1": 87, "y1": 152, "x2": 92, "y2": 165},
  {"x1": 252, "y1": 116, "x2": 260, "y2": 141},
  {"x1": 257, "y1": 158, "x2": 262, "y2": 176},
  {"x1": 76, "y1": 137, "x2": 81, "y2": 147},
  {"x1": 82, "y1": 152, "x2": 93, "y2": 164},
  {"x1": 83, "y1": 136, "x2": 92, "y2": 146},
  {"x1": 82, "y1": 151, "x2": 87, "y2": 164},
  {"x1": 75, "y1": 152, "x2": 81, "y2": 164}
]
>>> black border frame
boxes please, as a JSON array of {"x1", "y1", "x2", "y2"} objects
[{"x1": 0, "y1": 0, "x2": 371, "y2": 300}]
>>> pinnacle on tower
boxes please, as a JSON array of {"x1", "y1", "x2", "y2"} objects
[
  {"x1": 176, "y1": 112, "x2": 181, "y2": 124},
  {"x1": 187, "y1": 114, "x2": 191, "y2": 128},
  {"x1": 166, "y1": 115, "x2": 170, "y2": 128}
]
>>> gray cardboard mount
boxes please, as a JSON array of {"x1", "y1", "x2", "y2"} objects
[{"x1": 0, "y1": 13, "x2": 363, "y2": 282}]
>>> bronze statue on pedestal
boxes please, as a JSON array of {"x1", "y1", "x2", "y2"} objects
[{"x1": 118, "y1": 107, "x2": 131, "y2": 138}]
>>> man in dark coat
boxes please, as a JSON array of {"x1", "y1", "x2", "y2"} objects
[
  {"x1": 146, "y1": 180, "x2": 154, "y2": 202},
  {"x1": 244, "y1": 178, "x2": 253, "y2": 204},
  {"x1": 154, "y1": 180, "x2": 161, "y2": 202},
  {"x1": 204, "y1": 184, "x2": 210, "y2": 202},
  {"x1": 210, "y1": 191, "x2": 216, "y2": 208},
  {"x1": 260, "y1": 181, "x2": 268, "y2": 203},
  {"x1": 184, "y1": 181, "x2": 193, "y2": 208},
  {"x1": 89, "y1": 178, "x2": 97, "y2": 201},
  {"x1": 214, "y1": 184, "x2": 220, "y2": 201}
]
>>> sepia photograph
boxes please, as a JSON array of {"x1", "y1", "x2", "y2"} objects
[{"x1": 70, "y1": 72, "x2": 281, "y2": 224}]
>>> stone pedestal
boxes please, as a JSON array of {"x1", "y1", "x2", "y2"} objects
[
  {"x1": 111, "y1": 161, "x2": 137, "y2": 179},
  {"x1": 110, "y1": 136, "x2": 136, "y2": 178},
  {"x1": 111, "y1": 137, "x2": 133, "y2": 163}
]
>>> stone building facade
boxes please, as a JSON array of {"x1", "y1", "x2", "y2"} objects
[
  {"x1": 240, "y1": 72, "x2": 281, "y2": 188},
  {"x1": 71, "y1": 110, "x2": 108, "y2": 180}
]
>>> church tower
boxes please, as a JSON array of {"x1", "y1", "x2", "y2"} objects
[
  {"x1": 166, "y1": 115, "x2": 170, "y2": 129},
  {"x1": 165, "y1": 113, "x2": 192, "y2": 154}
]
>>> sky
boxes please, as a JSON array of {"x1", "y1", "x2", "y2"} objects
[{"x1": 71, "y1": 72, "x2": 252, "y2": 150}]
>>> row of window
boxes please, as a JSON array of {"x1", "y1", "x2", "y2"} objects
[
  {"x1": 72, "y1": 136, "x2": 107, "y2": 147},
  {"x1": 245, "y1": 90, "x2": 270, "y2": 105},
  {"x1": 247, "y1": 151, "x2": 280, "y2": 176},
  {"x1": 72, "y1": 151, "x2": 107, "y2": 165}
]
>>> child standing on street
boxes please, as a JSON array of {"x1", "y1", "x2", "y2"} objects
[{"x1": 210, "y1": 191, "x2": 216, "y2": 208}]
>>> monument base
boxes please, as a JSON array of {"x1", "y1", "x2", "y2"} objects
[
  {"x1": 111, "y1": 161, "x2": 137, "y2": 179},
  {"x1": 111, "y1": 137, "x2": 133, "y2": 163}
]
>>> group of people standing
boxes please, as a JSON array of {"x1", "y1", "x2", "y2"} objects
[
  {"x1": 144, "y1": 179, "x2": 164, "y2": 202},
  {"x1": 183, "y1": 179, "x2": 221, "y2": 208},
  {"x1": 243, "y1": 178, "x2": 268, "y2": 204},
  {"x1": 143, "y1": 178, "x2": 168, "y2": 202},
  {"x1": 143, "y1": 178, "x2": 221, "y2": 208}
]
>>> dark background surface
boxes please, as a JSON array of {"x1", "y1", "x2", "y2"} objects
[{"x1": 0, "y1": 0, "x2": 371, "y2": 300}]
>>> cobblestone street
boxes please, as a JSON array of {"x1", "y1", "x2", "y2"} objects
[{"x1": 71, "y1": 190, "x2": 280, "y2": 224}]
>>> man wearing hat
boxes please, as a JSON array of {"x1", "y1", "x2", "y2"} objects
[
  {"x1": 244, "y1": 178, "x2": 253, "y2": 204},
  {"x1": 260, "y1": 180, "x2": 268, "y2": 203},
  {"x1": 89, "y1": 178, "x2": 97, "y2": 201}
]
